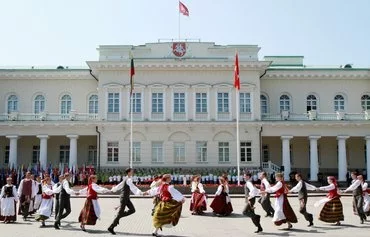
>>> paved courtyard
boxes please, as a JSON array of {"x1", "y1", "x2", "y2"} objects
[{"x1": 1, "y1": 196, "x2": 370, "y2": 237}]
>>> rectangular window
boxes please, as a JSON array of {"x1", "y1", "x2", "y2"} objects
[
  {"x1": 240, "y1": 142, "x2": 252, "y2": 162},
  {"x1": 129, "y1": 142, "x2": 141, "y2": 163},
  {"x1": 88, "y1": 145, "x2": 97, "y2": 165},
  {"x1": 59, "y1": 145, "x2": 70, "y2": 165},
  {"x1": 4, "y1": 146, "x2": 9, "y2": 164},
  {"x1": 174, "y1": 93, "x2": 185, "y2": 113},
  {"x1": 131, "y1": 93, "x2": 141, "y2": 113},
  {"x1": 107, "y1": 142, "x2": 119, "y2": 162},
  {"x1": 262, "y1": 145, "x2": 269, "y2": 162},
  {"x1": 152, "y1": 93, "x2": 163, "y2": 113},
  {"x1": 32, "y1": 145, "x2": 40, "y2": 164},
  {"x1": 240, "y1": 93, "x2": 251, "y2": 113},
  {"x1": 196, "y1": 93, "x2": 207, "y2": 113},
  {"x1": 152, "y1": 142, "x2": 164, "y2": 162},
  {"x1": 108, "y1": 93, "x2": 120, "y2": 113},
  {"x1": 218, "y1": 142, "x2": 230, "y2": 162},
  {"x1": 174, "y1": 142, "x2": 185, "y2": 162},
  {"x1": 217, "y1": 92, "x2": 229, "y2": 112},
  {"x1": 196, "y1": 141, "x2": 207, "y2": 162}
]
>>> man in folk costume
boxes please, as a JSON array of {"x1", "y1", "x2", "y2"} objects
[
  {"x1": 342, "y1": 172, "x2": 367, "y2": 223},
  {"x1": 18, "y1": 172, "x2": 33, "y2": 220},
  {"x1": 289, "y1": 173, "x2": 316, "y2": 226},
  {"x1": 53, "y1": 175, "x2": 64, "y2": 219},
  {"x1": 359, "y1": 175, "x2": 370, "y2": 216},
  {"x1": 314, "y1": 176, "x2": 344, "y2": 225},
  {"x1": 258, "y1": 172, "x2": 275, "y2": 217},
  {"x1": 0, "y1": 177, "x2": 18, "y2": 223},
  {"x1": 54, "y1": 173, "x2": 78, "y2": 229},
  {"x1": 146, "y1": 174, "x2": 185, "y2": 237},
  {"x1": 35, "y1": 177, "x2": 62, "y2": 227},
  {"x1": 28, "y1": 174, "x2": 38, "y2": 215},
  {"x1": 261, "y1": 173, "x2": 298, "y2": 229},
  {"x1": 190, "y1": 174, "x2": 207, "y2": 215},
  {"x1": 108, "y1": 168, "x2": 144, "y2": 235},
  {"x1": 33, "y1": 175, "x2": 43, "y2": 212},
  {"x1": 242, "y1": 172, "x2": 263, "y2": 233},
  {"x1": 78, "y1": 175, "x2": 111, "y2": 231}
]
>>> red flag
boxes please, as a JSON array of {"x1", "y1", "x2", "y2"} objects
[
  {"x1": 130, "y1": 57, "x2": 135, "y2": 95},
  {"x1": 234, "y1": 53, "x2": 240, "y2": 90},
  {"x1": 179, "y1": 1, "x2": 189, "y2": 16}
]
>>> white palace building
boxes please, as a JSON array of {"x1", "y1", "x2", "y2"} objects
[{"x1": 0, "y1": 41, "x2": 370, "y2": 181}]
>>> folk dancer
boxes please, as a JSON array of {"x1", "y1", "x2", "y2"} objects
[
  {"x1": 35, "y1": 177, "x2": 62, "y2": 227},
  {"x1": 342, "y1": 173, "x2": 366, "y2": 223},
  {"x1": 18, "y1": 172, "x2": 33, "y2": 220},
  {"x1": 0, "y1": 177, "x2": 18, "y2": 223},
  {"x1": 33, "y1": 176, "x2": 43, "y2": 212},
  {"x1": 28, "y1": 174, "x2": 37, "y2": 215},
  {"x1": 258, "y1": 172, "x2": 275, "y2": 217},
  {"x1": 360, "y1": 175, "x2": 370, "y2": 216},
  {"x1": 78, "y1": 175, "x2": 111, "y2": 231},
  {"x1": 289, "y1": 173, "x2": 316, "y2": 226},
  {"x1": 53, "y1": 175, "x2": 64, "y2": 219},
  {"x1": 314, "y1": 176, "x2": 344, "y2": 225},
  {"x1": 150, "y1": 175, "x2": 163, "y2": 216},
  {"x1": 108, "y1": 168, "x2": 144, "y2": 235},
  {"x1": 242, "y1": 172, "x2": 263, "y2": 233},
  {"x1": 190, "y1": 175, "x2": 207, "y2": 215},
  {"x1": 146, "y1": 174, "x2": 185, "y2": 237},
  {"x1": 210, "y1": 176, "x2": 233, "y2": 216},
  {"x1": 262, "y1": 173, "x2": 297, "y2": 229},
  {"x1": 54, "y1": 173, "x2": 78, "y2": 229}
]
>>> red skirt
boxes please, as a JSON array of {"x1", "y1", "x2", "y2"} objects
[
  {"x1": 190, "y1": 192, "x2": 207, "y2": 214},
  {"x1": 210, "y1": 194, "x2": 233, "y2": 216},
  {"x1": 275, "y1": 195, "x2": 298, "y2": 226},
  {"x1": 78, "y1": 199, "x2": 98, "y2": 225}
]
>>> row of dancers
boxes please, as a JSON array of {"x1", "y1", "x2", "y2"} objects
[{"x1": 1, "y1": 170, "x2": 370, "y2": 235}]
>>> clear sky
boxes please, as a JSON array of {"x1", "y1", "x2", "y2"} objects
[{"x1": 1, "y1": 0, "x2": 369, "y2": 68}]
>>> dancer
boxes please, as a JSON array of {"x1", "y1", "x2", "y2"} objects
[
  {"x1": 210, "y1": 176, "x2": 233, "y2": 216},
  {"x1": 54, "y1": 173, "x2": 78, "y2": 229},
  {"x1": 261, "y1": 173, "x2": 297, "y2": 229},
  {"x1": 35, "y1": 177, "x2": 61, "y2": 227},
  {"x1": 53, "y1": 175, "x2": 64, "y2": 219},
  {"x1": 78, "y1": 175, "x2": 111, "y2": 231},
  {"x1": 146, "y1": 174, "x2": 185, "y2": 237},
  {"x1": 190, "y1": 175, "x2": 207, "y2": 215},
  {"x1": 0, "y1": 177, "x2": 18, "y2": 223},
  {"x1": 28, "y1": 174, "x2": 37, "y2": 215},
  {"x1": 289, "y1": 173, "x2": 316, "y2": 226},
  {"x1": 315, "y1": 176, "x2": 344, "y2": 225},
  {"x1": 243, "y1": 172, "x2": 263, "y2": 233},
  {"x1": 150, "y1": 175, "x2": 163, "y2": 216},
  {"x1": 108, "y1": 168, "x2": 144, "y2": 235},
  {"x1": 258, "y1": 172, "x2": 274, "y2": 217},
  {"x1": 33, "y1": 176, "x2": 43, "y2": 212},
  {"x1": 343, "y1": 172, "x2": 366, "y2": 223},
  {"x1": 360, "y1": 175, "x2": 370, "y2": 216},
  {"x1": 18, "y1": 172, "x2": 33, "y2": 220}
]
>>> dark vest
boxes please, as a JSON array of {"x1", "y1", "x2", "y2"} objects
[
  {"x1": 60, "y1": 181, "x2": 72, "y2": 198},
  {"x1": 55, "y1": 183, "x2": 61, "y2": 200},
  {"x1": 353, "y1": 180, "x2": 363, "y2": 196},
  {"x1": 298, "y1": 181, "x2": 307, "y2": 199},
  {"x1": 37, "y1": 183, "x2": 42, "y2": 195},
  {"x1": 3, "y1": 186, "x2": 14, "y2": 198},
  {"x1": 119, "y1": 178, "x2": 131, "y2": 203}
]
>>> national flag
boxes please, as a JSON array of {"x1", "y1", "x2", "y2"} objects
[
  {"x1": 130, "y1": 57, "x2": 135, "y2": 95},
  {"x1": 234, "y1": 53, "x2": 240, "y2": 90},
  {"x1": 179, "y1": 1, "x2": 189, "y2": 16}
]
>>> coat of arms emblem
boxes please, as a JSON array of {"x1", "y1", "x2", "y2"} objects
[{"x1": 172, "y1": 42, "x2": 187, "y2": 57}]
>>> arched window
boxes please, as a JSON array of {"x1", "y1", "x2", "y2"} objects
[
  {"x1": 60, "y1": 95, "x2": 71, "y2": 114},
  {"x1": 306, "y1": 94, "x2": 317, "y2": 111},
  {"x1": 7, "y1": 95, "x2": 18, "y2": 113},
  {"x1": 334, "y1": 95, "x2": 345, "y2": 111},
  {"x1": 89, "y1": 95, "x2": 98, "y2": 114},
  {"x1": 260, "y1": 94, "x2": 268, "y2": 114},
  {"x1": 279, "y1": 94, "x2": 290, "y2": 111},
  {"x1": 361, "y1": 95, "x2": 370, "y2": 111},
  {"x1": 34, "y1": 95, "x2": 45, "y2": 114}
]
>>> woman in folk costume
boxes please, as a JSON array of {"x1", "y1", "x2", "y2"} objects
[
  {"x1": 210, "y1": 176, "x2": 233, "y2": 216},
  {"x1": 314, "y1": 176, "x2": 344, "y2": 225},
  {"x1": 0, "y1": 177, "x2": 19, "y2": 223},
  {"x1": 359, "y1": 175, "x2": 370, "y2": 216},
  {"x1": 78, "y1": 175, "x2": 111, "y2": 231},
  {"x1": 150, "y1": 175, "x2": 163, "y2": 216},
  {"x1": 35, "y1": 177, "x2": 61, "y2": 227},
  {"x1": 261, "y1": 173, "x2": 297, "y2": 229},
  {"x1": 190, "y1": 174, "x2": 207, "y2": 215},
  {"x1": 33, "y1": 176, "x2": 43, "y2": 212},
  {"x1": 146, "y1": 174, "x2": 185, "y2": 237}
]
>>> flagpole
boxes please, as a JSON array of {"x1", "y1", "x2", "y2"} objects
[
  {"x1": 178, "y1": 0, "x2": 181, "y2": 40},
  {"x1": 130, "y1": 93, "x2": 133, "y2": 169},
  {"x1": 236, "y1": 88, "x2": 241, "y2": 186}
]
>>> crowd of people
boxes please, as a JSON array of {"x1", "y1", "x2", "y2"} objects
[{"x1": 0, "y1": 169, "x2": 370, "y2": 235}]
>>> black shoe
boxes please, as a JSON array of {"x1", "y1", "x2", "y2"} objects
[
  {"x1": 361, "y1": 219, "x2": 364, "y2": 224},
  {"x1": 108, "y1": 227, "x2": 116, "y2": 235},
  {"x1": 54, "y1": 222, "x2": 60, "y2": 230},
  {"x1": 287, "y1": 223, "x2": 293, "y2": 229},
  {"x1": 254, "y1": 227, "x2": 263, "y2": 233},
  {"x1": 308, "y1": 222, "x2": 314, "y2": 227}
]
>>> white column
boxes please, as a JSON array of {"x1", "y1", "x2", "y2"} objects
[
  {"x1": 365, "y1": 136, "x2": 370, "y2": 181},
  {"x1": 37, "y1": 135, "x2": 49, "y2": 171},
  {"x1": 309, "y1": 136, "x2": 321, "y2": 181},
  {"x1": 6, "y1": 135, "x2": 19, "y2": 169},
  {"x1": 67, "y1": 135, "x2": 79, "y2": 170},
  {"x1": 281, "y1": 136, "x2": 293, "y2": 181},
  {"x1": 337, "y1": 135, "x2": 349, "y2": 182}
]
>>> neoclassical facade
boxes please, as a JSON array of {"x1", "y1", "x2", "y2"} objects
[{"x1": 0, "y1": 42, "x2": 369, "y2": 181}]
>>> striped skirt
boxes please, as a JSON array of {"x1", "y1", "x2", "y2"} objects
[
  {"x1": 78, "y1": 199, "x2": 98, "y2": 226},
  {"x1": 319, "y1": 197, "x2": 344, "y2": 223},
  {"x1": 153, "y1": 199, "x2": 183, "y2": 228}
]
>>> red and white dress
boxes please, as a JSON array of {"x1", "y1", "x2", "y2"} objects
[
  {"x1": 35, "y1": 183, "x2": 61, "y2": 221},
  {"x1": 210, "y1": 184, "x2": 233, "y2": 216},
  {"x1": 314, "y1": 183, "x2": 344, "y2": 223},
  {"x1": 190, "y1": 182, "x2": 207, "y2": 214}
]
